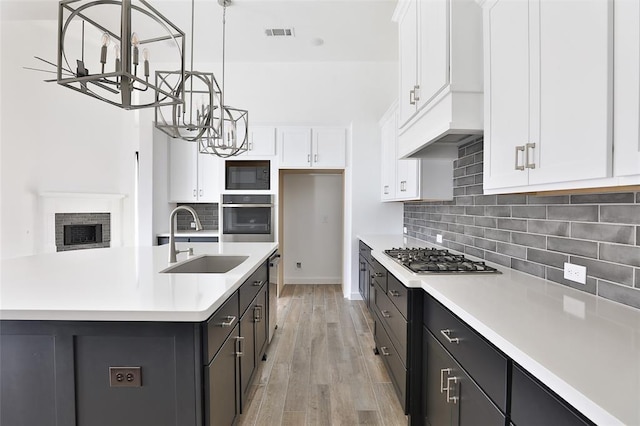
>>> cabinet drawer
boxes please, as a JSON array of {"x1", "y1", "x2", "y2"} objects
[
  {"x1": 375, "y1": 288, "x2": 407, "y2": 366},
  {"x1": 371, "y1": 258, "x2": 387, "y2": 293},
  {"x1": 387, "y1": 273, "x2": 408, "y2": 319},
  {"x1": 511, "y1": 365, "x2": 593, "y2": 426},
  {"x1": 374, "y1": 316, "x2": 406, "y2": 411},
  {"x1": 423, "y1": 294, "x2": 508, "y2": 413},
  {"x1": 239, "y1": 262, "x2": 268, "y2": 316},
  {"x1": 359, "y1": 240, "x2": 373, "y2": 264},
  {"x1": 203, "y1": 291, "x2": 239, "y2": 364}
]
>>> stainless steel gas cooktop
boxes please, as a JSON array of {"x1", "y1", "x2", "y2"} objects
[{"x1": 384, "y1": 247, "x2": 501, "y2": 274}]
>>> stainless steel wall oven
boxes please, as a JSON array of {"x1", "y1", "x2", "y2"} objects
[{"x1": 221, "y1": 194, "x2": 274, "y2": 242}]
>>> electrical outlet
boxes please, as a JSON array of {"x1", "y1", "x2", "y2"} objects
[
  {"x1": 564, "y1": 262, "x2": 587, "y2": 284},
  {"x1": 296, "y1": 262, "x2": 302, "y2": 269},
  {"x1": 403, "y1": 226, "x2": 407, "y2": 234},
  {"x1": 436, "y1": 234, "x2": 443, "y2": 244},
  {"x1": 109, "y1": 367, "x2": 142, "y2": 387},
  {"x1": 190, "y1": 221, "x2": 196, "y2": 229}
]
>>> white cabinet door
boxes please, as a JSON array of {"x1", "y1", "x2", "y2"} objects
[
  {"x1": 243, "y1": 126, "x2": 276, "y2": 157},
  {"x1": 417, "y1": 0, "x2": 449, "y2": 107},
  {"x1": 483, "y1": 0, "x2": 530, "y2": 190},
  {"x1": 380, "y1": 113, "x2": 397, "y2": 201},
  {"x1": 197, "y1": 152, "x2": 221, "y2": 202},
  {"x1": 279, "y1": 127, "x2": 312, "y2": 168},
  {"x1": 398, "y1": 0, "x2": 418, "y2": 127},
  {"x1": 529, "y1": 0, "x2": 612, "y2": 185},
  {"x1": 169, "y1": 139, "x2": 198, "y2": 202},
  {"x1": 312, "y1": 127, "x2": 346, "y2": 168},
  {"x1": 614, "y1": 0, "x2": 640, "y2": 179},
  {"x1": 397, "y1": 158, "x2": 420, "y2": 199}
]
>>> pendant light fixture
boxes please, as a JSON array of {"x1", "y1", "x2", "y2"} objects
[
  {"x1": 198, "y1": 0, "x2": 249, "y2": 158},
  {"x1": 155, "y1": 0, "x2": 248, "y2": 157},
  {"x1": 54, "y1": 0, "x2": 186, "y2": 110}
]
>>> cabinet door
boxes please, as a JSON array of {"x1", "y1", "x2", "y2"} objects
[
  {"x1": 424, "y1": 329, "x2": 505, "y2": 426},
  {"x1": 312, "y1": 127, "x2": 346, "y2": 168},
  {"x1": 483, "y1": 0, "x2": 530, "y2": 190},
  {"x1": 417, "y1": 0, "x2": 449, "y2": 107},
  {"x1": 614, "y1": 0, "x2": 640, "y2": 179},
  {"x1": 206, "y1": 325, "x2": 239, "y2": 426},
  {"x1": 244, "y1": 126, "x2": 276, "y2": 157},
  {"x1": 169, "y1": 139, "x2": 198, "y2": 202},
  {"x1": 380, "y1": 112, "x2": 398, "y2": 201},
  {"x1": 279, "y1": 127, "x2": 312, "y2": 168},
  {"x1": 197, "y1": 152, "x2": 222, "y2": 202},
  {"x1": 398, "y1": 0, "x2": 418, "y2": 127},
  {"x1": 254, "y1": 286, "x2": 268, "y2": 361},
  {"x1": 529, "y1": 0, "x2": 612, "y2": 185},
  {"x1": 238, "y1": 311, "x2": 256, "y2": 413},
  {"x1": 396, "y1": 158, "x2": 420, "y2": 200}
]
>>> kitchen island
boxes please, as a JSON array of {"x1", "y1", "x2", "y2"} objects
[
  {"x1": 0, "y1": 241, "x2": 278, "y2": 426},
  {"x1": 360, "y1": 234, "x2": 640, "y2": 426}
]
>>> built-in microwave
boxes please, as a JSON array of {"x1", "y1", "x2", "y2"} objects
[{"x1": 225, "y1": 160, "x2": 270, "y2": 190}]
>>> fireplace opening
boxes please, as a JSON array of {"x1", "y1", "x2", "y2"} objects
[{"x1": 63, "y1": 224, "x2": 103, "y2": 246}]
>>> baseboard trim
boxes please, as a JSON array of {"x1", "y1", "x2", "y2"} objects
[{"x1": 284, "y1": 278, "x2": 341, "y2": 285}]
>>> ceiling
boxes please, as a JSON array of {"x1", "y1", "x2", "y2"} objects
[{"x1": 1, "y1": 0, "x2": 399, "y2": 63}]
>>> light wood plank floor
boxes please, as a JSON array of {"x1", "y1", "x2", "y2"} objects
[{"x1": 237, "y1": 284, "x2": 408, "y2": 426}]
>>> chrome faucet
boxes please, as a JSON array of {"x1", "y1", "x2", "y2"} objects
[{"x1": 168, "y1": 206, "x2": 203, "y2": 263}]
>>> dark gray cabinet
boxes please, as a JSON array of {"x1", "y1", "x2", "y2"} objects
[
  {"x1": 423, "y1": 328, "x2": 505, "y2": 426},
  {"x1": 0, "y1": 259, "x2": 272, "y2": 426},
  {"x1": 206, "y1": 324, "x2": 240, "y2": 426},
  {"x1": 358, "y1": 241, "x2": 373, "y2": 307},
  {"x1": 511, "y1": 364, "x2": 594, "y2": 426}
]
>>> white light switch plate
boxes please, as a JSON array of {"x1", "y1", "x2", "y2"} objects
[
  {"x1": 436, "y1": 234, "x2": 443, "y2": 243},
  {"x1": 564, "y1": 262, "x2": 587, "y2": 284},
  {"x1": 403, "y1": 226, "x2": 407, "y2": 234}
]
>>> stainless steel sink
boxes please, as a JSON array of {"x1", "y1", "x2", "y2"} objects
[{"x1": 161, "y1": 255, "x2": 249, "y2": 274}]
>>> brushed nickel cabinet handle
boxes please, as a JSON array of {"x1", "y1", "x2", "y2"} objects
[
  {"x1": 384, "y1": 185, "x2": 389, "y2": 194},
  {"x1": 389, "y1": 290, "x2": 400, "y2": 297},
  {"x1": 440, "y1": 368, "x2": 451, "y2": 393},
  {"x1": 314, "y1": 154, "x2": 318, "y2": 163},
  {"x1": 252, "y1": 280, "x2": 264, "y2": 287},
  {"x1": 440, "y1": 329, "x2": 460, "y2": 344},
  {"x1": 446, "y1": 376, "x2": 459, "y2": 404},
  {"x1": 525, "y1": 143, "x2": 536, "y2": 169},
  {"x1": 193, "y1": 189, "x2": 197, "y2": 197},
  {"x1": 409, "y1": 89, "x2": 416, "y2": 105},
  {"x1": 413, "y1": 84, "x2": 421, "y2": 102},
  {"x1": 515, "y1": 146, "x2": 525, "y2": 171},
  {"x1": 380, "y1": 346, "x2": 391, "y2": 356},
  {"x1": 307, "y1": 154, "x2": 311, "y2": 164},
  {"x1": 235, "y1": 336, "x2": 244, "y2": 357},
  {"x1": 381, "y1": 310, "x2": 391, "y2": 318},
  {"x1": 219, "y1": 316, "x2": 236, "y2": 327}
]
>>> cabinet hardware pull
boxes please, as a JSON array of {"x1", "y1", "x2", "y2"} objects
[
  {"x1": 374, "y1": 272, "x2": 384, "y2": 278},
  {"x1": 515, "y1": 146, "x2": 525, "y2": 171},
  {"x1": 307, "y1": 154, "x2": 311, "y2": 164},
  {"x1": 409, "y1": 89, "x2": 416, "y2": 105},
  {"x1": 235, "y1": 336, "x2": 244, "y2": 357},
  {"x1": 380, "y1": 346, "x2": 391, "y2": 356},
  {"x1": 249, "y1": 142, "x2": 253, "y2": 151},
  {"x1": 219, "y1": 316, "x2": 236, "y2": 327},
  {"x1": 314, "y1": 154, "x2": 318, "y2": 163},
  {"x1": 446, "y1": 376, "x2": 459, "y2": 404},
  {"x1": 252, "y1": 280, "x2": 264, "y2": 287},
  {"x1": 360, "y1": 262, "x2": 366, "y2": 272},
  {"x1": 384, "y1": 185, "x2": 389, "y2": 194},
  {"x1": 193, "y1": 189, "x2": 197, "y2": 197},
  {"x1": 381, "y1": 310, "x2": 391, "y2": 318},
  {"x1": 440, "y1": 329, "x2": 460, "y2": 344},
  {"x1": 389, "y1": 290, "x2": 400, "y2": 297},
  {"x1": 440, "y1": 368, "x2": 451, "y2": 393},
  {"x1": 413, "y1": 84, "x2": 420, "y2": 102},
  {"x1": 525, "y1": 143, "x2": 536, "y2": 169},
  {"x1": 199, "y1": 189, "x2": 203, "y2": 197},
  {"x1": 254, "y1": 304, "x2": 263, "y2": 322}
]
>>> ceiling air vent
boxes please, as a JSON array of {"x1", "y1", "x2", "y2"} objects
[{"x1": 265, "y1": 28, "x2": 295, "y2": 37}]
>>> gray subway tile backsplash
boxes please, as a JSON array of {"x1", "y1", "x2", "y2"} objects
[
  {"x1": 404, "y1": 138, "x2": 640, "y2": 311},
  {"x1": 176, "y1": 203, "x2": 218, "y2": 231}
]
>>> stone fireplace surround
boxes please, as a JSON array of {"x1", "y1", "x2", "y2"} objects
[{"x1": 39, "y1": 192, "x2": 126, "y2": 254}]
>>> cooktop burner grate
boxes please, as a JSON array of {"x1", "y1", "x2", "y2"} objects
[{"x1": 384, "y1": 247, "x2": 500, "y2": 274}]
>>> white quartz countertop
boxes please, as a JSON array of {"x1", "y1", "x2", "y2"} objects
[
  {"x1": 359, "y1": 234, "x2": 640, "y2": 426},
  {"x1": 0, "y1": 242, "x2": 277, "y2": 322},
  {"x1": 156, "y1": 230, "x2": 220, "y2": 238}
]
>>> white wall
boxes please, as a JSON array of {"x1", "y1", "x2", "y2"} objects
[
  {"x1": 282, "y1": 173, "x2": 343, "y2": 284},
  {"x1": 0, "y1": 19, "x2": 139, "y2": 258}
]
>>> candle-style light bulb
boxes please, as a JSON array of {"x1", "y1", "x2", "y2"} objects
[
  {"x1": 131, "y1": 32, "x2": 140, "y2": 67},
  {"x1": 100, "y1": 33, "x2": 111, "y2": 72},
  {"x1": 113, "y1": 44, "x2": 121, "y2": 72},
  {"x1": 142, "y1": 48, "x2": 150, "y2": 78}
]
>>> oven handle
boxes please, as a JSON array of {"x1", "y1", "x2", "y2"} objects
[{"x1": 222, "y1": 204, "x2": 274, "y2": 208}]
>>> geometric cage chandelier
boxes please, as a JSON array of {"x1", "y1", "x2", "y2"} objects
[
  {"x1": 155, "y1": 0, "x2": 248, "y2": 157},
  {"x1": 56, "y1": 0, "x2": 186, "y2": 110}
]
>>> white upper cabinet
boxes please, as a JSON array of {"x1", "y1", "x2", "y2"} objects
[
  {"x1": 614, "y1": 0, "x2": 640, "y2": 184},
  {"x1": 241, "y1": 126, "x2": 276, "y2": 158},
  {"x1": 278, "y1": 127, "x2": 347, "y2": 169},
  {"x1": 394, "y1": 0, "x2": 483, "y2": 159},
  {"x1": 380, "y1": 102, "x2": 454, "y2": 202},
  {"x1": 483, "y1": 0, "x2": 614, "y2": 193},
  {"x1": 169, "y1": 139, "x2": 221, "y2": 203}
]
